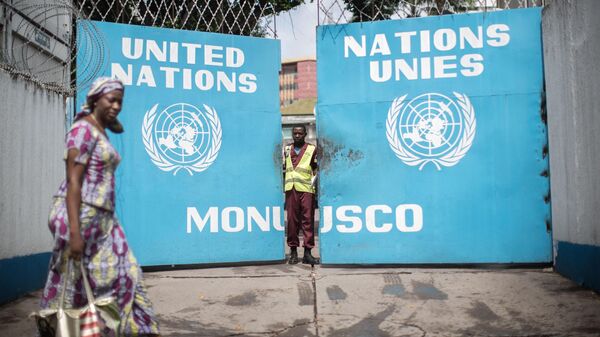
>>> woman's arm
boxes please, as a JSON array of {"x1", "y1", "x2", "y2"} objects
[{"x1": 65, "y1": 149, "x2": 86, "y2": 260}]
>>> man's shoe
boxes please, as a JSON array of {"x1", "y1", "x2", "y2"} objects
[
  {"x1": 288, "y1": 250, "x2": 299, "y2": 264},
  {"x1": 302, "y1": 250, "x2": 319, "y2": 265}
]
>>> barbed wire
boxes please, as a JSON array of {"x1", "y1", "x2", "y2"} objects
[
  {"x1": 0, "y1": 0, "x2": 279, "y2": 95},
  {"x1": 0, "y1": 0, "x2": 544, "y2": 95},
  {"x1": 317, "y1": 0, "x2": 544, "y2": 25}
]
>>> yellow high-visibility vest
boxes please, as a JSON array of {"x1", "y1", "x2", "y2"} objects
[{"x1": 284, "y1": 144, "x2": 315, "y2": 194}]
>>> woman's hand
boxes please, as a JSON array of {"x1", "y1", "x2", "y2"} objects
[{"x1": 69, "y1": 232, "x2": 85, "y2": 260}]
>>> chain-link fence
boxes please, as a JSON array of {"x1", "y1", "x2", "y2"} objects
[
  {"x1": 0, "y1": 0, "x2": 280, "y2": 95},
  {"x1": 0, "y1": 0, "x2": 544, "y2": 95},
  {"x1": 318, "y1": 0, "x2": 545, "y2": 25}
]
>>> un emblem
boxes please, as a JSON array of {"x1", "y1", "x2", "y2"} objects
[
  {"x1": 142, "y1": 103, "x2": 222, "y2": 175},
  {"x1": 386, "y1": 92, "x2": 476, "y2": 170}
]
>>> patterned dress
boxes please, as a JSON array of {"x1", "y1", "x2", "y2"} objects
[{"x1": 41, "y1": 119, "x2": 160, "y2": 336}]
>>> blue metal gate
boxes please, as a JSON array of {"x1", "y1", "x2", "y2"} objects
[
  {"x1": 77, "y1": 21, "x2": 283, "y2": 266},
  {"x1": 316, "y1": 8, "x2": 551, "y2": 264}
]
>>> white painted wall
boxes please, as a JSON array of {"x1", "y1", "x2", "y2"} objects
[
  {"x1": 0, "y1": 71, "x2": 65, "y2": 259},
  {"x1": 543, "y1": 0, "x2": 600, "y2": 247}
]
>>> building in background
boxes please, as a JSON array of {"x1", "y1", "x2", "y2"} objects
[
  {"x1": 280, "y1": 58, "x2": 317, "y2": 146},
  {"x1": 280, "y1": 58, "x2": 316, "y2": 106}
]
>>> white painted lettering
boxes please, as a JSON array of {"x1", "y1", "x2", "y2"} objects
[
  {"x1": 344, "y1": 35, "x2": 367, "y2": 58},
  {"x1": 137, "y1": 65, "x2": 157, "y2": 87},
  {"x1": 370, "y1": 34, "x2": 391, "y2": 56},
  {"x1": 111, "y1": 63, "x2": 132, "y2": 85},
  {"x1": 460, "y1": 54, "x2": 484, "y2": 77},
  {"x1": 395, "y1": 204, "x2": 423, "y2": 232},
  {"x1": 226, "y1": 48, "x2": 245, "y2": 67},
  {"x1": 459, "y1": 26, "x2": 483, "y2": 49},
  {"x1": 195, "y1": 70, "x2": 214, "y2": 90},
  {"x1": 394, "y1": 31, "x2": 417, "y2": 54},
  {"x1": 169, "y1": 42, "x2": 179, "y2": 62},
  {"x1": 336, "y1": 205, "x2": 362, "y2": 233},
  {"x1": 434, "y1": 29, "x2": 457, "y2": 51},
  {"x1": 370, "y1": 60, "x2": 392, "y2": 82},
  {"x1": 222, "y1": 207, "x2": 244, "y2": 232},
  {"x1": 395, "y1": 58, "x2": 418, "y2": 80},
  {"x1": 217, "y1": 71, "x2": 236, "y2": 92},
  {"x1": 187, "y1": 207, "x2": 218, "y2": 233},
  {"x1": 204, "y1": 45, "x2": 224, "y2": 66},
  {"x1": 122, "y1": 37, "x2": 143, "y2": 59},
  {"x1": 181, "y1": 43, "x2": 202, "y2": 64},
  {"x1": 160, "y1": 67, "x2": 180, "y2": 88},
  {"x1": 365, "y1": 205, "x2": 393, "y2": 233},
  {"x1": 186, "y1": 207, "x2": 284, "y2": 233},
  {"x1": 146, "y1": 40, "x2": 167, "y2": 62},
  {"x1": 239, "y1": 73, "x2": 257, "y2": 93},
  {"x1": 434, "y1": 55, "x2": 457, "y2": 78},
  {"x1": 247, "y1": 207, "x2": 270, "y2": 232},
  {"x1": 487, "y1": 24, "x2": 510, "y2": 47},
  {"x1": 272, "y1": 207, "x2": 284, "y2": 231},
  {"x1": 321, "y1": 206, "x2": 333, "y2": 233}
]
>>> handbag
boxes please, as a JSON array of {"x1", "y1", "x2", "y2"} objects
[{"x1": 31, "y1": 260, "x2": 121, "y2": 337}]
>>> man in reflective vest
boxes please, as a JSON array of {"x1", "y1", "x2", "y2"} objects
[{"x1": 284, "y1": 125, "x2": 318, "y2": 265}]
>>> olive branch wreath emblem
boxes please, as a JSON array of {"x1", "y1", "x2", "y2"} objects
[
  {"x1": 385, "y1": 92, "x2": 476, "y2": 170},
  {"x1": 142, "y1": 103, "x2": 222, "y2": 176}
]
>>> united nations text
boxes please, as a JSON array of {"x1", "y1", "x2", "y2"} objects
[
  {"x1": 344, "y1": 24, "x2": 511, "y2": 82},
  {"x1": 111, "y1": 37, "x2": 258, "y2": 93}
]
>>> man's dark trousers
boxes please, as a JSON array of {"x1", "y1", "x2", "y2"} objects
[{"x1": 286, "y1": 188, "x2": 315, "y2": 249}]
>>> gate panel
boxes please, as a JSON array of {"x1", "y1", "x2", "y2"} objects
[
  {"x1": 317, "y1": 8, "x2": 551, "y2": 264},
  {"x1": 77, "y1": 21, "x2": 283, "y2": 266}
]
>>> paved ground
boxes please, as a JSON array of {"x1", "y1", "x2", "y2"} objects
[{"x1": 1, "y1": 259, "x2": 600, "y2": 337}]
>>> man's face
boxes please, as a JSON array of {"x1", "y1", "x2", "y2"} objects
[{"x1": 292, "y1": 127, "x2": 306, "y2": 144}]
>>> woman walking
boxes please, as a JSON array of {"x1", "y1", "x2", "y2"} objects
[{"x1": 40, "y1": 77, "x2": 160, "y2": 336}]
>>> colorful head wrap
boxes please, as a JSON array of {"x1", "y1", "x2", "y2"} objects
[
  {"x1": 74, "y1": 77, "x2": 126, "y2": 133},
  {"x1": 77, "y1": 77, "x2": 125, "y2": 119}
]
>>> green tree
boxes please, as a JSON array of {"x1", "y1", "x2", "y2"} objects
[
  {"x1": 345, "y1": 0, "x2": 401, "y2": 21},
  {"x1": 344, "y1": 0, "x2": 475, "y2": 22}
]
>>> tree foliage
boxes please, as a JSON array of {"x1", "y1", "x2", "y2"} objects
[
  {"x1": 77, "y1": 0, "x2": 304, "y2": 36},
  {"x1": 344, "y1": 0, "x2": 476, "y2": 22}
]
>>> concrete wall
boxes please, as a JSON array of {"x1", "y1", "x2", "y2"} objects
[
  {"x1": 543, "y1": 0, "x2": 600, "y2": 292},
  {"x1": 0, "y1": 70, "x2": 65, "y2": 304}
]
